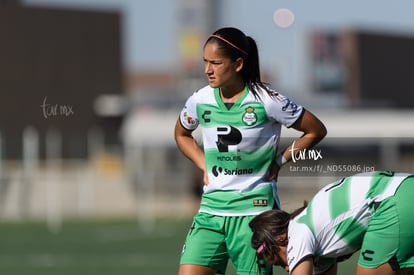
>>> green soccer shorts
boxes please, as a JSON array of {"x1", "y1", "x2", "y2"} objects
[
  {"x1": 358, "y1": 176, "x2": 414, "y2": 270},
  {"x1": 180, "y1": 212, "x2": 272, "y2": 274}
]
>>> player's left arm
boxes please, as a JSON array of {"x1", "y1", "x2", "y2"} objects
[
  {"x1": 280, "y1": 109, "x2": 327, "y2": 162},
  {"x1": 266, "y1": 109, "x2": 326, "y2": 181}
]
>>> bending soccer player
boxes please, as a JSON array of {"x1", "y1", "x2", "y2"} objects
[{"x1": 250, "y1": 171, "x2": 414, "y2": 275}]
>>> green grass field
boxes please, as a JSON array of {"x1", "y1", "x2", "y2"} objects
[{"x1": 0, "y1": 218, "x2": 357, "y2": 274}]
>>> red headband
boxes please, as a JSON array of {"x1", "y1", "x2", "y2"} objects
[{"x1": 210, "y1": 34, "x2": 249, "y2": 55}]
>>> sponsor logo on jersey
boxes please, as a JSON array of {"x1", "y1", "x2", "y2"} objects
[
  {"x1": 201, "y1": 110, "x2": 211, "y2": 123},
  {"x1": 282, "y1": 99, "x2": 299, "y2": 116},
  {"x1": 211, "y1": 165, "x2": 253, "y2": 177},
  {"x1": 216, "y1": 126, "x2": 242, "y2": 152},
  {"x1": 216, "y1": 155, "x2": 242, "y2": 161},
  {"x1": 362, "y1": 249, "x2": 374, "y2": 261},
  {"x1": 183, "y1": 112, "x2": 196, "y2": 126},
  {"x1": 242, "y1": 106, "x2": 257, "y2": 126}
]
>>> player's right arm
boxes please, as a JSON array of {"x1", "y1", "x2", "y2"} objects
[
  {"x1": 174, "y1": 119, "x2": 208, "y2": 185},
  {"x1": 290, "y1": 257, "x2": 313, "y2": 275},
  {"x1": 291, "y1": 259, "x2": 337, "y2": 275}
]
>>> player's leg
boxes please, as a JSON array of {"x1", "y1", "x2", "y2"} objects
[
  {"x1": 396, "y1": 268, "x2": 414, "y2": 275},
  {"x1": 356, "y1": 265, "x2": 414, "y2": 275},
  {"x1": 179, "y1": 264, "x2": 217, "y2": 275},
  {"x1": 226, "y1": 215, "x2": 273, "y2": 275},
  {"x1": 355, "y1": 262, "x2": 396, "y2": 275},
  {"x1": 392, "y1": 177, "x2": 414, "y2": 270},
  {"x1": 357, "y1": 177, "x2": 414, "y2": 275},
  {"x1": 179, "y1": 212, "x2": 229, "y2": 275}
]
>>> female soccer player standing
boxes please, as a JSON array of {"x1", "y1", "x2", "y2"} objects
[
  {"x1": 175, "y1": 27, "x2": 327, "y2": 275},
  {"x1": 250, "y1": 171, "x2": 414, "y2": 275}
]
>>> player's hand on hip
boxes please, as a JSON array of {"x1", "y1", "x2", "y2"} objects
[
  {"x1": 203, "y1": 171, "x2": 209, "y2": 186},
  {"x1": 264, "y1": 162, "x2": 280, "y2": 182}
]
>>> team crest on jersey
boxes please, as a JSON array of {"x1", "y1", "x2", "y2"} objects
[{"x1": 242, "y1": 106, "x2": 257, "y2": 126}]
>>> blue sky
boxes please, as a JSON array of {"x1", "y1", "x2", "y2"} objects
[{"x1": 22, "y1": 0, "x2": 414, "y2": 92}]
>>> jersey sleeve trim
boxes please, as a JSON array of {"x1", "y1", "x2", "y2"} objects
[
  {"x1": 289, "y1": 254, "x2": 313, "y2": 274},
  {"x1": 285, "y1": 107, "x2": 304, "y2": 128}
]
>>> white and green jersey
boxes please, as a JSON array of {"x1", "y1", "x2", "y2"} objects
[
  {"x1": 179, "y1": 85, "x2": 303, "y2": 215},
  {"x1": 287, "y1": 171, "x2": 412, "y2": 274}
]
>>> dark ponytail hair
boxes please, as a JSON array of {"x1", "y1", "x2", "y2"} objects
[
  {"x1": 249, "y1": 210, "x2": 290, "y2": 271},
  {"x1": 205, "y1": 27, "x2": 272, "y2": 99},
  {"x1": 249, "y1": 202, "x2": 307, "y2": 274}
]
